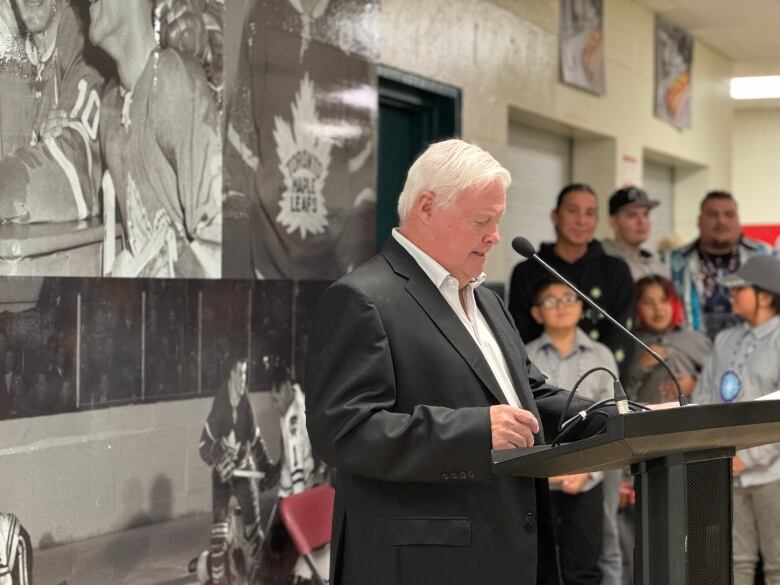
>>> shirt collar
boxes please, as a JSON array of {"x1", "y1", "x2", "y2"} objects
[
  {"x1": 537, "y1": 328, "x2": 595, "y2": 357},
  {"x1": 751, "y1": 315, "x2": 780, "y2": 340},
  {"x1": 392, "y1": 228, "x2": 486, "y2": 290}
]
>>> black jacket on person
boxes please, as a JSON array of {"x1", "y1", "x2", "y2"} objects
[
  {"x1": 508, "y1": 240, "x2": 635, "y2": 374},
  {"x1": 305, "y1": 236, "x2": 611, "y2": 585}
]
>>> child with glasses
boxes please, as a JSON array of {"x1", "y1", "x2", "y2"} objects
[{"x1": 526, "y1": 275, "x2": 621, "y2": 585}]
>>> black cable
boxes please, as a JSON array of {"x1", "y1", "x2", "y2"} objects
[
  {"x1": 558, "y1": 366, "x2": 618, "y2": 432},
  {"x1": 553, "y1": 398, "x2": 652, "y2": 446},
  {"x1": 552, "y1": 410, "x2": 610, "y2": 447}
]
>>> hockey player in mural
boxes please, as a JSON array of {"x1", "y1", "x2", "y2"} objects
[
  {"x1": 198, "y1": 348, "x2": 279, "y2": 585},
  {"x1": 0, "y1": 512, "x2": 32, "y2": 585},
  {"x1": 264, "y1": 366, "x2": 330, "y2": 585},
  {"x1": 89, "y1": 0, "x2": 222, "y2": 278},
  {"x1": 223, "y1": 0, "x2": 378, "y2": 279},
  {"x1": 0, "y1": 0, "x2": 106, "y2": 223}
]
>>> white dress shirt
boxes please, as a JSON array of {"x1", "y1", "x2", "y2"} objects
[{"x1": 392, "y1": 229, "x2": 523, "y2": 409}]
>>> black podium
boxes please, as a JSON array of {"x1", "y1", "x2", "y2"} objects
[{"x1": 492, "y1": 401, "x2": 780, "y2": 585}]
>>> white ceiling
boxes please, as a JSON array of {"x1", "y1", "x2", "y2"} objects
[{"x1": 635, "y1": 0, "x2": 780, "y2": 75}]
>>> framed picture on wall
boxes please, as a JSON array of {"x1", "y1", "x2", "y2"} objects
[
  {"x1": 559, "y1": 0, "x2": 605, "y2": 95},
  {"x1": 654, "y1": 16, "x2": 693, "y2": 130}
]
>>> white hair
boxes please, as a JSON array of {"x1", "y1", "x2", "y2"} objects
[{"x1": 396, "y1": 139, "x2": 511, "y2": 223}]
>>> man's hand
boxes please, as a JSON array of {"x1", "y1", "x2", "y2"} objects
[
  {"x1": 549, "y1": 473, "x2": 591, "y2": 495},
  {"x1": 733, "y1": 456, "x2": 747, "y2": 477},
  {"x1": 490, "y1": 405, "x2": 539, "y2": 450},
  {"x1": 39, "y1": 109, "x2": 68, "y2": 141}
]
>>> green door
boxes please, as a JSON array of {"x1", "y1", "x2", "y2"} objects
[{"x1": 376, "y1": 67, "x2": 461, "y2": 250}]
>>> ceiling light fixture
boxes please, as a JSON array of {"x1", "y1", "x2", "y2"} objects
[{"x1": 730, "y1": 76, "x2": 780, "y2": 100}]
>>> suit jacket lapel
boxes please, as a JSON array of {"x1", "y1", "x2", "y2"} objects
[
  {"x1": 475, "y1": 287, "x2": 541, "y2": 419},
  {"x1": 381, "y1": 238, "x2": 508, "y2": 406}
]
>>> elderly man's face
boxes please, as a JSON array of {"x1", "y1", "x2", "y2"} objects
[
  {"x1": 698, "y1": 198, "x2": 740, "y2": 251},
  {"x1": 14, "y1": 0, "x2": 57, "y2": 34},
  {"x1": 423, "y1": 179, "x2": 505, "y2": 287}
]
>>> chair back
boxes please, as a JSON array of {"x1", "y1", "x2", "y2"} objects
[{"x1": 279, "y1": 484, "x2": 335, "y2": 555}]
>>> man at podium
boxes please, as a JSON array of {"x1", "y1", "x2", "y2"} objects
[{"x1": 306, "y1": 140, "x2": 613, "y2": 585}]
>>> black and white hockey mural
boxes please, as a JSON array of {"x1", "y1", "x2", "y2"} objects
[{"x1": 0, "y1": 0, "x2": 381, "y2": 583}]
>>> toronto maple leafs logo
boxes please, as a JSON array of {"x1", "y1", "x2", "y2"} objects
[
  {"x1": 273, "y1": 72, "x2": 331, "y2": 239},
  {"x1": 287, "y1": 0, "x2": 330, "y2": 59}
]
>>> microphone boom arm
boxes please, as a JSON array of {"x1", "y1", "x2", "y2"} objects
[{"x1": 528, "y1": 253, "x2": 687, "y2": 407}]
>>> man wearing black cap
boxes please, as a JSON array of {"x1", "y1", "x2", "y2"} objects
[{"x1": 602, "y1": 187, "x2": 668, "y2": 281}]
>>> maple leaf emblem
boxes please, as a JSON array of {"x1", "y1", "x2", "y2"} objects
[
  {"x1": 273, "y1": 72, "x2": 331, "y2": 239},
  {"x1": 223, "y1": 430, "x2": 239, "y2": 459}
]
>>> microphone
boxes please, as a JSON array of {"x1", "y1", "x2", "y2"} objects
[{"x1": 511, "y1": 236, "x2": 687, "y2": 408}]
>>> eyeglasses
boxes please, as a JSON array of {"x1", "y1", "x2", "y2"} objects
[{"x1": 536, "y1": 294, "x2": 580, "y2": 310}]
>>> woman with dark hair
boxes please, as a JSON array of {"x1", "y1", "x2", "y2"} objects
[{"x1": 624, "y1": 274, "x2": 711, "y2": 403}]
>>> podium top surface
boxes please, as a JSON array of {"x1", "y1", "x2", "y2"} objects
[{"x1": 492, "y1": 400, "x2": 780, "y2": 478}]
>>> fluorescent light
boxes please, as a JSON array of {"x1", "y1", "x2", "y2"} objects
[{"x1": 730, "y1": 76, "x2": 780, "y2": 100}]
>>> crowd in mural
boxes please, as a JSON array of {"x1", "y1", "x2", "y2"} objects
[{"x1": 0, "y1": 278, "x2": 321, "y2": 420}]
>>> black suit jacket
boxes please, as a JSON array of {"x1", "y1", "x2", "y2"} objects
[{"x1": 306, "y1": 237, "x2": 609, "y2": 585}]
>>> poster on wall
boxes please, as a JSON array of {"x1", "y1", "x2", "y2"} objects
[
  {"x1": 0, "y1": 0, "x2": 223, "y2": 278},
  {"x1": 559, "y1": 0, "x2": 605, "y2": 95},
  {"x1": 223, "y1": 0, "x2": 379, "y2": 280},
  {"x1": 654, "y1": 15, "x2": 693, "y2": 130}
]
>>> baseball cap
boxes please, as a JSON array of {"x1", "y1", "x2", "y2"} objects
[
  {"x1": 609, "y1": 187, "x2": 660, "y2": 215},
  {"x1": 718, "y1": 255, "x2": 780, "y2": 296}
]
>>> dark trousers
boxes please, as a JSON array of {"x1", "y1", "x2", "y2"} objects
[
  {"x1": 551, "y1": 483, "x2": 604, "y2": 585},
  {"x1": 210, "y1": 472, "x2": 262, "y2": 582}
]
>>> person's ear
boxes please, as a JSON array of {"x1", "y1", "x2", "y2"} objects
[
  {"x1": 415, "y1": 191, "x2": 436, "y2": 224},
  {"x1": 756, "y1": 290, "x2": 773, "y2": 309},
  {"x1": 531, "y1": 305, "x2": 544, "y2": 325}
]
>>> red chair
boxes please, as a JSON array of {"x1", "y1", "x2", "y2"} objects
[{"x1": 279, "y1": 484, "x2": 335, "y2": 585}]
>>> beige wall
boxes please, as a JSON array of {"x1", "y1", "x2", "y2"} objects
[
  {"x1": 732, "y1": 109, "x2": 780, "y2": 225},
  {"x1": 381, "y1": 0, "x2": 735, "y2": 280}
]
